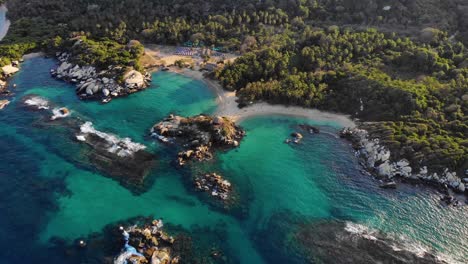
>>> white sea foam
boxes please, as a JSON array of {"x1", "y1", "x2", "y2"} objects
[
  {"x1": 344, "y1": 221, "x2": 378, "y2": 240},
  {"x1": 344, "y1": 222, "x2": 457, "y2": 263},
  {"x1": 50, "y1": 107, "x2": 71, "y2": 120},
  {"x1": 76, "y1": 134, "x2": 86, "y2": 141},
  {"x1": 24, "y1": 96, "x2": 49, "y2": 110},
  {"x1": 79, "y1": 121, "x2": 146, "y2": 157}
]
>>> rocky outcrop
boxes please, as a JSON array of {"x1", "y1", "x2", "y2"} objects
[
  {"x1": 285, "y1": 132, "x2": 303, "y2": 144},
  {"x1": 151, "y1": 114, "x2": 245, "y2": 166},
  {"x1": 194, "y1": 172, "x2": 233, "y2": 202},
  {"x1": 1, "y1": 64, "x2": 19, "y2": 76},
  {"x1": 341, "y1": 127, "x2": 467, "y2": 195},
  {"x1": 51, "y1": 52, "x2": 152, "y2": 102},
  {"x1": 115, "y1": 219, "x2": 179, "y2": 264}
]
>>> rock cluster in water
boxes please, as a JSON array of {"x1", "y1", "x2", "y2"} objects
[
  {"x1": 194, "y1": 172, "x2": 232, "y2": 201},
  {"x1": 114, "y1": 219, "x2": 179, "y2": 264},
  {"x1": 340, "y1": 127, "x2": 467, "y2": 195},
  {"x1": 151, "y1": 114, "x2": 245, "y2": 166},
  {"x1": 51, "y1": 52, "x2": 151, "y2": 102},
  {"x1": 21, "y1": 95, "x2": 155, "y2": 191}
]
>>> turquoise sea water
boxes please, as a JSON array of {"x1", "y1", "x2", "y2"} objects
[{"x1": 0, "y1": 57, "x2": 467, "y2": 263}]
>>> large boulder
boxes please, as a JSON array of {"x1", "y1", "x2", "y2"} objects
[
  {"x1": 56, "y1": 61, "x2": 72, "y2": 74},
  {"x1": 1, "y1": 65, "x2": 20, "y2": 75},
  {"x1": 377, "y1": 161, "x2": 392, "y2": 177},
  {"x1": 124, "y1": 70, "x2": 145, "y2": 88}
]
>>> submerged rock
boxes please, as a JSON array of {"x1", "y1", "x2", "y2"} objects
[
  {"x1": 151, "y1": 114, "x2": 245, "y2": 165},
  {"x1": 298, "y1": 124, "x2": 320, "y2": 134},
  {"x1": 194, "y1": 172, "x2": 233, "y2": 202},
  {"x1": 295, "y1": 221, "x2": 448, "y2": 264},
  {"x1": 114, "y1": 219, "x2": 178, "y2": 264},
  {"x1": 255, "y1": 212, "x2": 449, "y2": 264},
  {"x1": 20, "y1": 95, "x2": 155, "y2": 192}
]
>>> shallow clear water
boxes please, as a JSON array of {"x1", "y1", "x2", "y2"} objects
[{"x1": 0, "y1": 57, "x2": 466, "y2": 263}]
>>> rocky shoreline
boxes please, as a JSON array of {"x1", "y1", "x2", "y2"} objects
[
  {"x1": 340, "y1": 127, "x2": 467, "y2": 203},
  {"x1": 51, "y1": 52, "x2": 152, "y2": 103},
  {"x1": 151, "y1": 114, "x2": 245, "y2": 166}
]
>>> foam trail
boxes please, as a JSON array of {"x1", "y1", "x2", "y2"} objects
[
  {"x1": 79, "y1": 121, "x2": 146, "y2": 157},
  {"x1": 50, "y1": 107, "x2": 71, "y2": 120},
  {"x1": 114, "y1": 229, "x2": 144, "y2": 264},
  {"x1": 24, "y1": 96, "x2": 49, "y2": 110}
]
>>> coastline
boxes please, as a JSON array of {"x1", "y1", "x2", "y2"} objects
[
  {"x1": 163, "y1": 67, "x2": 356, "y2": 128},
  {"x1": 0, "y1": 4, "x2": 10, "y2": 41},
  {"x1": 160, "y1": 67, "x2": 467, "y2": 200}
]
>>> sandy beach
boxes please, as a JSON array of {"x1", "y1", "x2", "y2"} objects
[
  {"x1": 165, "y1": 67, "x2": 356, "y2": 128},
  {"x1": 143, "y1": 44, "x2": 355, "y2": 127},
  {"x1": 0, "y1": 5, "x2": 10, "y2": 41}
]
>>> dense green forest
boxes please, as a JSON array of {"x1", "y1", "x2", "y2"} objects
[
  {"x1": 217, "y1": 28, "x2": 467, "y2": 173},
  {"x1": 0, "y1": 0, "x2": 466, "y2": 174}
]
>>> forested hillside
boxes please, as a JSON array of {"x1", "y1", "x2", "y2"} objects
[
  {"x1": 217, "y1": 28, "x2": 467, "y2": 173},
  {"x1": 0, "y1": 0, "x2": 467, "y2": 175}
]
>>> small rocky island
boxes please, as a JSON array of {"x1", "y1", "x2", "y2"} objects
[
  {"x1": 151, "y1": 114, "x2": 245, "y2": 166},
  {"x1": 55, "y1": 216, "x2": 232, "y2": 264},
  {"x1": 194, "y1": 172, "x2": 233, "y2": 202}
]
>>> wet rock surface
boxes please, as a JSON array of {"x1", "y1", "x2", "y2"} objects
[
  {"x1": 20, "y1": 94, "x2": 155, "y2": 193},
  {"x1": 298, "y1": 124, "x2": 320, "y2": 134},
  {"x1": 151, "y1": 114, "x2": 245, "y2": 166},
  {"x1": 51, "y1": 52, "x2": 151, "y2": 103},
  {"x1": 294, "y1": 221, "x2": 448, "y2": 264},
  {"x1": 194, "y1": 173, "x2": 233, "y2": 202}
]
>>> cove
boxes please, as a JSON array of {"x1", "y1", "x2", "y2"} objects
[{"x1": 0, "y1": 57, "x2": 466, "y2": 263}]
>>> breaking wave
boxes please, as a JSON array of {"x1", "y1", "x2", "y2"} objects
[
  {"x1": 24, "y1": 96, "x2": 49, "y2": 110},
  {"x1": 344, "y1": 222, "x2": 457, "y2": 264},
  {"x1": 78, "y1": 121, "x2": 146, "y2": 157},
  {"x1": 50, "y1": 107, "x2": 71, "y2": 120}
]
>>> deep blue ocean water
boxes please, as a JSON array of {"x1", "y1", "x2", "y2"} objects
[{"x1": 0, "y1": 57, "x2": 466, "y2": 263}]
